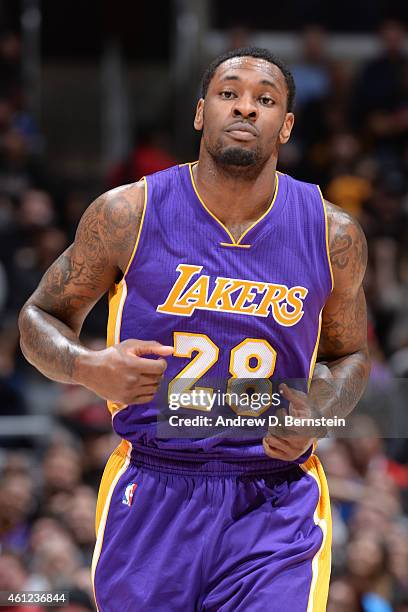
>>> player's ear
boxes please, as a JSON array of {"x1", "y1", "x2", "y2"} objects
[
  {"x1": 194, "y1": 98, "x2": 204, "y2": 131},
  {"x1": 279, "y1": 112, "x2": 295, "y2": 144}
]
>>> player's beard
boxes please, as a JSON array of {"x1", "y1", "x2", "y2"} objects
[
  {"x1": 215, "y1": 145, "x2": 258, "y2": 167},
  {"x1": 205, "y1": 137, "x2": 269, "y2": 179}
]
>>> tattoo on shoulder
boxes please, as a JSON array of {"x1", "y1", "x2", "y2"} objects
[
  {"x1": 319, "y1": 201, "x2": 369, "y2": 358},
  {"x1": 89, "y1": 181, "x2": 145, "y2": 262},
  {"x1": 33, "y1": 181, "x2": 145, "y2": 325},
  {"x1": 326, "y1": 201, "x2": 368, "y2": 283}
]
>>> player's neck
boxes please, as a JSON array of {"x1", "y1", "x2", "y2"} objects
[{"x1": 193, "y1": 154, "x2": 277, "y2": 226}]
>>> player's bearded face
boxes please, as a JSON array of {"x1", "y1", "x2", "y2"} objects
[
  {"x1": 201, "y1": 101, "x2": 276, "y2": 173},
  {"x1": 195, "y1": 58, "x2": 294, "y2": 175}
]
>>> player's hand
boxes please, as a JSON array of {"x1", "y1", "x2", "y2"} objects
[
  {"x1": 78, "y1": 339, "x2": 173, "y2": 405},
  {"x1": 263, "y1": 364, "x2": 334, "y2": 460},
  {"x1": 262, "y1": 380, "x2": 326, "y2": 461},
  {"x1": 262, "y1": 432, "x2": 314, "y2": 462}
]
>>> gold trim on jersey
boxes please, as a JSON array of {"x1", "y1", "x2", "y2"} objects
[
  {"x1": 189, "y1": 162, "x2": 279, "y2": 246},
  {"x1": 317, "y1": 186, "x2": 334, "y2": 293},
  {"x1": 219, "y1": 242, "x2": 251, "y2": 249},
  {"x1": 308, "y1": 309, "x2": 323, "y2": 389},
  {"x1": 123, "y1": 176, "x2": 148, "y2": 277},
  {"x1": 105, "y1": 176, "x2": 148, "y2": 416}
]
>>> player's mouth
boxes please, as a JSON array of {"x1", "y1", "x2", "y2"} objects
[{"x1": 225, "y1": 122, "x2": 258, "y2": 141}]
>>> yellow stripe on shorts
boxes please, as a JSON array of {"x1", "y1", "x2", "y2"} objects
[
  {"x1": 301, "y1": 454, "x2": 332, "y2": 612},
  {"x1": 92, "y1": 439, "x2": 132, "y2": 610}
]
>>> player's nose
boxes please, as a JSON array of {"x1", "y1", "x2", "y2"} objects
[{"x1": 232, "y1": 93, "x2": 258, "y2": 120}]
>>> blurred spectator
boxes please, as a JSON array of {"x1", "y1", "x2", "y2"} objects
[
  {"x1": 9, "y1": 225, "x2": 68, "y2": 313},
  {"x1": 0, "y1": 322, "x2": 27, "y2": 418},
  {"x1": 0, "y1": 473, "x2": 35, "y2": 553},
  {"x1": 351, "y1": 20, "x2": 408, "y2": 155},
  {"x1": 107, "y1": 126, "x2": 177, "y2": 188},
  {"x1": 327, "y1": 577, "x2": 361, "y2": 612},
  {"x1": 41, "y1": 444, "x2": 82, "y2": 501},
  {"x1": 0, "y1": 129, "x2": 46, "y2": 199},
  {"x1": 0, "y1": 32, "x2": 21, "y2": 101},
  {"x1": 0, "y1": 552, "x2": 43, "y2": 612},
  {"x1": 347, "y1": 531, "x2": 393, "y2": 611},
  {"x1": 32, "y1": 535, "x2": 82, "y2": 589},
  {"x1": 61, "y1": 486, "x2": 97, "y2": 564},
  {"x1": 292, "y1": 25, "x2": 332, "y2": 108}
]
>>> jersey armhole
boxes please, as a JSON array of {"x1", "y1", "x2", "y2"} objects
[
  {"x1": 317, "y1": 185, "x2": 334, "y2": 293},
  {"x1": 122, "y1": 175, "x2": 148, "y2": 280}
]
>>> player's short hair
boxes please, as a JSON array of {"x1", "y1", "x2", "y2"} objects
[{"x1": 201, "y1": 46, "x2": 296, "y2": 113}]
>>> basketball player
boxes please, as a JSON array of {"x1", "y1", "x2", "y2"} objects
[{"x1": 19, "y1": 48, "x2": 370, "y2": 611}]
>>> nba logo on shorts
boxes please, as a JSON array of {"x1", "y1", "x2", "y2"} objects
[{"x1": 122, "y1": 483, "x2": 137, "y2": 507}]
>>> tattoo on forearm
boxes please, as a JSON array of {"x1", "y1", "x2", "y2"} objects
[
  {"x1": 20, "y1": 305, "x2": 83, "y2": 380},
  {"x1": 321, "y1": 288, "x2": 366, "y2": 353},
  {"x1": 315, "y1": 350, "x2": 370, "y2": 419}
]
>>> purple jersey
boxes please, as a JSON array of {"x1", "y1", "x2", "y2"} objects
[{"x1": 107, "y1": 162, "x2": 333, "y2": 460}]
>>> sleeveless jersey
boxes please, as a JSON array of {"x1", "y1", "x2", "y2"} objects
[{"x1": 107, "y1": 162, "x2": 333, "y2": 462}]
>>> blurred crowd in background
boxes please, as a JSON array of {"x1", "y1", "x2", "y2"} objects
[{"x1": 0, "y1": 11, "x2": 407, "y2": 612}]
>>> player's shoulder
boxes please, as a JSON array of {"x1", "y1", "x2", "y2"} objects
[
  {"x1": 75, "y1": 181, "x2": 146, "y2": 272},
  {"x1": 103, "y1": 180, "x2": 146, "y2": 209},
  {"x1": 324, "y1": 199, "x2": 366, "y2": 248},
  {"x1": 324, "y1": 199, "x2": 368, "y2": 286},
  {"x1": 89, "y1": 180, "x2": 146, "y2": 228}
]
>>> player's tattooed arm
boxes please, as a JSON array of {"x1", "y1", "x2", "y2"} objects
[
  {"x1": 18, "y1": 181, "x2": 145, "y2": 383},
  {"x1": 264, "y1": 202, "x2": 370, "y2": 460},
  {"x1": 313, "y1": 201, "x2": 370, "y2": 418}
]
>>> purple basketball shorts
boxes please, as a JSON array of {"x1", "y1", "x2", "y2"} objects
[{"x1": 92, "y1": 440, "x2": 331, "y2": 611}]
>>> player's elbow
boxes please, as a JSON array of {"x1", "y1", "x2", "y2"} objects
[
  {"x1": 18, "y1": 301, "x2": 44, "y2": 359},
  {"x1": 18, "y1": 303, "x2": 33, "y2": 358}
]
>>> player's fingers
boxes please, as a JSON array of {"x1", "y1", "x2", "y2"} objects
[
  {"x1": 136, "y1": 384, "x2": 159, "y2": 395},
  {"x1": 262, "y1": 437, "x2": 290, "y2": 459},
  {"x1": 134, "y1": 357, "x2": 169, "y2": 375},
  {"x1": 263, "y1": 434, "x2": 291, "y2": 454},
  {"x1": 279, "y1": 383, "x2": 305, "y2": 404},
  {"x1": 288, "y1": 401, "x2": 309, "y2": 418},
  {"x1": 139, "y1": 372, "x2": 165, "y2": 384},
  {"x1": 123, "y1": 339, "x2": 174, "y2": 358},
  {"x1": 132, "y1": 394, "x2": 156, "y2": 404},
  {"x1": 275, "y1": 407, "x2": 286, "y2": 422}
]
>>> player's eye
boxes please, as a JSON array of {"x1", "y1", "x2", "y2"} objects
[
  {"x1": 220, "y1": 90, "x2": 236, "y2": 99},
  {"x1": 259, "y1": 96, "x2": 275, "y2": 106}
]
